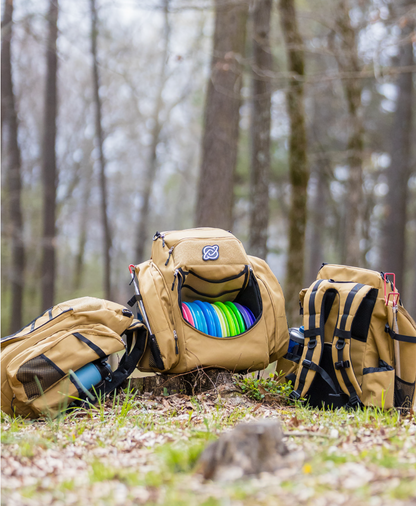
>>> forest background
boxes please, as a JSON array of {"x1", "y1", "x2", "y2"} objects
[{"x1": 2, "y1": 0, "x2": 416, "y2": 337}]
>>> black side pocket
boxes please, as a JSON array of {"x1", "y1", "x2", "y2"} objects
[{"x1": 395, "y1": 376, "x2": 415, "y2": 410}]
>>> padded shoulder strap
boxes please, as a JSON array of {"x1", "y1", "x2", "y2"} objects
[
  {"x1": 331, "y1": 283, "x2": 374, "y2": 407},
  {"x1": 290, "y1": 280, "x2": 338, "y2": 400}
]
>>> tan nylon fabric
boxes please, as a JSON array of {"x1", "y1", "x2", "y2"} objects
[
  {"x1": 134, "y1": 228, "x2": 289, "y2": 374},
  {"x1": 277, "y1": 264, "x2": 416, "y2": 409},
  {"x1": 1, "y1": 298, "x2": 132, "y2": 418}
]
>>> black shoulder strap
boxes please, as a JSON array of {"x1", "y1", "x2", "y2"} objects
[
  {"x1": 102, "y1": 324, "x2": 148, "y2": 396},
  {"x1": 332, "y1": 284, "x2": 364, "y2": 409},
  {"x1": 290, "y1": 280, "x2": 339, "y2": 400}
]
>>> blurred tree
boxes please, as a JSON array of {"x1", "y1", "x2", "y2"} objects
[
  {"x1": 279, "y1": 0, "x2": 309, "y2": 325},
  {"x1": 382, "y1": 1, "x2": 414, "y2": 291},
  {"x1": 41, "y1": 0, "x2": 59, "y2": 310},
  {"x1": 329, "y1": 0, "x2": 364, "y2": 267},
  {"x1": 248, "y1": 0, "x2": 272, "y2": 260},
  {"x1": 90, "y1": 0, "x2": 112, "y2": 299},
  {"x1": 1, "y1": 0, "x2": 25, "y2": 332},
  {"x1": 195, "y1": 0, "x2": 248, "y2": 230},
  {"x1": 135, "y1": 0, "x2": 170, "y2": 263}
]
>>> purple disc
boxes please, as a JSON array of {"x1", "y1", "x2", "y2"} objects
[
  {"x1": 233, "y1": 302, "x2": 253, "y2": 330},
  {"x1": 244, "y1": 306, "x2": 256, "y2": 325}
]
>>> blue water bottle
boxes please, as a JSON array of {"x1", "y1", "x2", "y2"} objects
[
  {"x1": 288, "y1": 326, "x2": 304, "y2": 354},
  {"x1": 72, "y1": 361, "x2": 112, "y2": 392}
]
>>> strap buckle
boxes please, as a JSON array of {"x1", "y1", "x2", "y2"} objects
[
  {"x1": 308, "y1": 340, "x2": 317, "y2": 350},
  {"x1": 302, "y1": 359, "x2": 312, "y2": 369},
  {"x1": 289, "y1": 390, "x2": 301, "y2": 400},
  {"x1": 346, "y1": 393, "x2": 362, "y2": 409},
  {"x1": 335, "y1": 360, "x2": 350, "y2": 370}
]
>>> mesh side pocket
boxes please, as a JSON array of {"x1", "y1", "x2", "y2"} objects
[
  {"x1": 16, "y1": 354, "x2": 65, "y2": 400},
  {"x1": 394, "y1": 376, "x2": 415, "y2": 410}
]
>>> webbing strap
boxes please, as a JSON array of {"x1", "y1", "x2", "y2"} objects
[
  {"x1": 385, "y1": 324, "x2": 416, "y2": 343},
  {"x1": 333, "y1": 283, "x2": 364, "y2": 406},
  {"x1": 103, "y1": 325, "x2": 148, "y2": 396},
  {"x1": 292, "y1": 280, "x2": 324, "y2": 399}
]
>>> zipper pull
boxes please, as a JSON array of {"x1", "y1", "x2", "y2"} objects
[
  {"x1": 153, "y1": 231, "x2": 165, "y2": 247},
  {"x1": 165, "y1": 247, "x2": 174, "y2": 266},
  {"x1": 172, "y1": 270, "x2": 179, "y2": 291},
  {"x1": 174, "y1": 330, "x2": 179, "y2": 354}
]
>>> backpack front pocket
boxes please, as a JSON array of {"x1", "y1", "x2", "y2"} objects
[
  {"x1": 135, "y1": 261, "x2": 179, "y2": 372},
  {"x1": 7, "y1": 324, "x2": 125, "y2": 407},
  {"x1": 361, "y1": 363, "x2": 395, "y2": 409}
]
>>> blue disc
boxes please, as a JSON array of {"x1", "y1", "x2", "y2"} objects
[
  {"x1": 204, "y1": 302, "x2": 222, "y2": 337},
  {"x1": 195, "y1": 301, "x2": 216, "y2": 336},
  {"x1": 183, "y1": 302, "x2": 197, "y2": 329},
  {"x1": 189, "y1": 302, "x2": 208, "y2": 334}
]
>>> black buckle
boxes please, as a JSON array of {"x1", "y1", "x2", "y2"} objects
[
  {"x1": 308, "y1": 340, "x2": 317, "y2": 350},
  {"x1": 385, "y1": 323, "x2": 390, "y2": 334},
  {"x1": 302, "y1": 359, "x2": 312, "y2": 369},
  {"x1": 346, "y1": 393, "x2": 362, "y2": 409},
  {"x1": 289, "y1": 390, "x2": 301, "y2": 400},
  {"x1": 335, "y1": 360, "x2": 350, "y2": 370},
  {"x1": 336, "y1": 339, "x2": 345, "y2": 350}
]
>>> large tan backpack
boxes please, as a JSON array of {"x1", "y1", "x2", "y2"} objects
[
  {"x1": 277, "y1": 264, "x2": 416, "y2": 410},
  {"x1": 1, "y1": 298, "x2": 146, "y2": 419},
  {"x1": 129, "y1": 228, "x2": 289, "y2": 374}
]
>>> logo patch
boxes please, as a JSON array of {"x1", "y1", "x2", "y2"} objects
[{"x1": 202, "y1": 245, "x2": 219, "y2": 261}]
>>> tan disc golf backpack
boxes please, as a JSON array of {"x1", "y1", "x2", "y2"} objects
[
  {"x1": 1, "y1": 298, "x2": 146, "y2": 419},
  {"x1": 128, "y1": 227, "x2": 289, "y2": 374},
  {"x1": 277, "y1": 264, "x2": 416, "y2": 410}
]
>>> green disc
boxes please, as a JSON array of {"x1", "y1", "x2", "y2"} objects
[
  {"x1": 225, "y1": 301, "x2": 246, "y2": 334},
  {"x1": 215, "y1": 301, "x2": 237, "y2": 337},
  {"x1": 214, "y1": 302, "x2": 230, "y2": 337}
]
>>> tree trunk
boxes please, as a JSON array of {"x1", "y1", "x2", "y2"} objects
[
  {"x1": 330, "y1": 0, "x2": 364, "y2": 267},
  {"x1": 73, "y1": 164, "x2": 93, "y2": 291},
  {"x1": 41, "y1": 0, "x2": 58, "y2": 311},
  {"x1": 248, "y1": 0, "x2": 272, "y2": 260},
  {"x1": 306, "y1": 164, "x2": 327, "y2": 283},
  {"x1": 135, "y1": 0, "x2": 170, "y2": 263},
  {"x1": 90, "y1": 0, "x2": 112, "y2": 300},
  {"x1": 1, "y1": 0, "x2": 25, "y2": 332},
  {"x1": 382, "y1": 2, "x2": 414, "y2": 291},
  {"x1": 279, "y1": 0, "x2": 309, "y2": 326},
  {"x1": 195, "y1": 0, "x2": 248, "y2": 230}
]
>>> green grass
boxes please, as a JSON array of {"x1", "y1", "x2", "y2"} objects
[{"x1": 1, "y1": 387, "x2": 416, "y2": 506}]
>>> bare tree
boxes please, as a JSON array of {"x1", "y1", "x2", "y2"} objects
[
  {"x1": 329, "y1": 0, "x2": 364, "y2": 267},
  {"x1": 135, "y1": 0, "x2": 170, "y2": 263},
  {"x1": 90, "y1": 0, "x2": 112, "y2": 299},
  {"x1": 41, "y1": 0, "x2": 59, "y2": 310},
  {"x1": 279, "y1": 0, "x2": 309, "y2": 325},
  {"x1": 2, "y1": 0, "x2": 25, "y2": 332},
  {"x1": 195, "y1": 0, "x2": 248, "y2": 230},
  {"x1": 249, "y1": 0, "x2": 272, "y2": 259},
  {"x1": 382, "y1": 1, "x2": 414, "y2": 290}
]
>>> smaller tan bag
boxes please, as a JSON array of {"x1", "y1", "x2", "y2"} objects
[{"x1": 1, "y1": 297, "x2": 146, "y2": 419}]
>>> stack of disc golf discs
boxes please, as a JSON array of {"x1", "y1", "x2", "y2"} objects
[{"x1": 181, "y1": 301, "x2": 256, "y2": 337}]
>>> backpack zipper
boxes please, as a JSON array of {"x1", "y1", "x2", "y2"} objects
[
  {"x1": 172, "y1": 269, "x2": 180, "y2": 291},
  {"x1": 165, "y1": 247, "x2": 174, "y2": 266},
  {"x1": 153, "y1": 231, "x2": 166, "y2": 248},
  {"x1": 173, "y1": 330, "x2": 179, "y2": 354}
]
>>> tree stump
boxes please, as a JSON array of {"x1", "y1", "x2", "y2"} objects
[{"x1": 121, "y1": 368, "x2": 235, "y2": 396}]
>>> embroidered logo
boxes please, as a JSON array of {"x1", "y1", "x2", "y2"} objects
[{"x1": 202, "y1": 245, "x2": 219, "y2": 261}]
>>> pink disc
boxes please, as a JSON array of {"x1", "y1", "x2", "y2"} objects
[{"x1": 182, "y1": 303, "x2": 195, "y2": 327}]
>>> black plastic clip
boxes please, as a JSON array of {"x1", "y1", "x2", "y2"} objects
[{"x1": 335, "y1": 360, "x2": 350, "y2": 370}]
